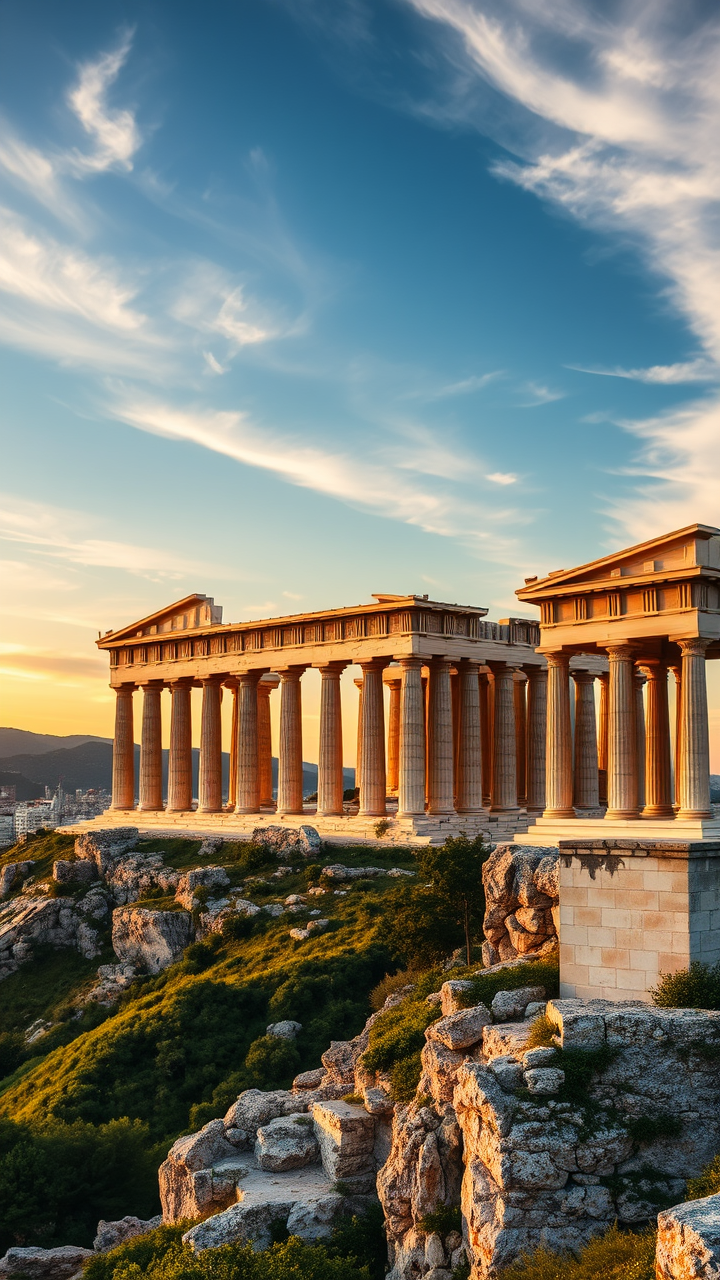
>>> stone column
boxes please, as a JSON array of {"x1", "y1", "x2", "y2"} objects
[
  {"x1": 226, "y1": 681, "x2": 239, "y2": 810},
  {"x1": 167, "y1": 681, "x2": 193, "y2": 812},
  {"x1": 386, "y1": 675, "x2": 401, "y2": 797},
  {"x1": 398, "y1": 658, "x2": 425, "y2": 817},
  {"x1": 572, "y1": 671, "x2": 599, "y2": 810},
  {"x1": 111, "y1": 685, "x2": 135, "y2": 809},
  {"x1": 489, "y1": 662, "x2": 518, "y2": 812},
  {"x1": 235, "y1": 671, "x2": 263, "y2": 814},
  {"x1": 277, "y1": 668, "x2": 305, "y2": 815},
  {"x1": 138, "y1": 682, "x2": 163, "y2": 811},
  {"x1": 637, "y1": 660, "x2": 673, "y2": 818},
  {"x1": 257, "y1": 678, "x2": 275, "y2": 808},
  {"x1": 525, "y1": 666, "x2": 547, "y2": 814},
  {"x1": 597, "y1": 672, "x2": 609, "y2": 806},
  {"x1": 677, "y1": 638, "x2": 713, "y2": 819},
  {"x1": 671, "y1": 664, "x2": 682, "y2": 808},
  {"x1": 359, "y1": 660, "x2": 387, "y2": 816},
  {"x1": 317, "y1": 663, "x2": 347, "y2": 817},
  {"x1": 355, "y1": 676, "x2": 364, "y2": 800},
  {"x1": 427, "y1": 658, "x2": 455, "y2": 815},
  {"x1": 543, "y1": 653, "x2": 574, "y2": 817},
  {"x1": 479, "y1": 671, "x2": 491, "y2": 807},
  {"x1": 198, "y1": 678, "x2": 223, "y2": 813},
  {"x1": 455, "y1": 660, "x2": 483, "y2": 813},
  {"x1": 634, "y1": 670, "x2": 647, "y2": 811},
  {"x1": 514, "y1": 672, "x2": 528, "y2": 807},
  {"x1": 605, "y1": 644, "x2": 639, "y2": 820}
]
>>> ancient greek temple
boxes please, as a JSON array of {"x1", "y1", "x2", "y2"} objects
[
  {"x1": 96, "y1": 592, "x2": 604, "y2": 842},
  {"x1": 517, "y1": 522, "x2": 720, "y2": 845}
]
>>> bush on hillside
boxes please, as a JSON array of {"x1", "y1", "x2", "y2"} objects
[
  {"x1": 244, "y1": 1035, "x2": 301, "y2": 1088},
  {"x1": 686, "y1": 1153, "x2": 720, "y2": 1200},
  {"x1": 497, "y1": 1223, "x2": 656, "y2": 1279},
  {"x1": 0, "y1": 1117, "x2": 160, "y2": 1251},
  {"x1": 651, "y1": 961, "x2": 720, "y2": 1009}
]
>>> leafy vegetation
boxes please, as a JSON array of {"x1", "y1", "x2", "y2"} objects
[
  {"x1": 388, "y1": 836, "x2": 491, "y2": 966},
  {"x1": 525, "y1": 1013, "x2": 557, "y2": 1049},
  {"x1": 651, "y1": 961, "x2": 720, "y2": 1009},
  {"x1": 416, "y1": 1204, "x2": 462, "y2": 1236},
  {"x1": 498, "y1": 1224, "x2": 656, "y2": 1280},
  {"x1": 686, "y1": 1153, "x2": 720, "y2": 1200}
]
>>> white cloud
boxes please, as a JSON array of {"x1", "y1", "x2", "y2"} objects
[
  {"x1": 66, "y1": 35, "x2": 141, "y2": 175},
  {"x1": 403, "y1": 0, "x2": 720, "y2": 535},
  {"x1": 426, "y1": 371, "x2": 503, "y2": 398},
  {"x1": 517, "y1": 381, "x2": 564, "y2": 407},
  {"x1": 486, "y1": 471, "x2": 517, "y2": 485}
]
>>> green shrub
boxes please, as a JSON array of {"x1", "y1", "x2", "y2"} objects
[
  {"x1": 651, "y1": 962, "x2": 720, "y2": 1009},
  {"x1": 369, "y1": 969, "x2": 417, "y2": 1012},
  {"x1": 0, "y1": 1117, "x2": 161, "y2": 1251},
  {"x1": 82, "y1": 1225, "x2": 189, "y2": 1280},
  {"x1": 244, "y1": 1035, "x2": 300, "y2": 1088},
  {"x1": 84, "y1": 1234, "x2": 373, "y2": 1279},
  {"x1": 417, "y1": 1204, "x2": 462, "y2": 1236},
  {"x1": 362, "y1": 1001, "x2": 436, "y2": 1075},
  {"x1": 627, "y1": 1114, "x2": 683, "y2": 1145},
  {"x1": 466, "y1": 958, "x2": 560, "y2": 1009},
  {"x1": 389, "y1": 1055, "x2": 423, "y2": 1102},
  {"x1": 225, "y1": 841, "x2": 272, "y2": 876},
  {"x1": 686, "y1": 1153, "x2": 720, "y2": 1200},
  {"x1": 0, "y1": 1033, "x2": 25, "y2": 1080},
  {"x1": 498, "y1": 1223, "x2": 656, "y2": 1279},
  {"x1": 553, "y1": 1044, "x2": 618, "y2": 1105},
  {"x1": 525, "y1": 1014, "x2": 556, "y2": 1049},
  {"x1": 325, "y1": 1204, "x2": 387, "y2": 1280}
]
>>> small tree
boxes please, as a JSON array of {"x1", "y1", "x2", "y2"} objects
[{"x1": 418, "y1": 834, "x2": 491, "y2": 966}]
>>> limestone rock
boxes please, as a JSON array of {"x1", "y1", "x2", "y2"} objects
[
  {"x1": 524, "y1": 1066, "x2": 565, "y2": 1095},
  {"x1": 107, "y1": 854, "x2": 179, "y2": 906},
  {"x1": 312, "y1": 1100, "x2": 376, "y2": 1193},
  {"x1": 321, "y1": 864, "x2": 387, "y2": 881},
  {"x1": 418, "y1": 1039, "x2": 466, "y2": 1106},
  {"x1": 52, "y1": 859, "x2": 96, "y2": 884},
  {"x1": 427, "y1": 1005, "x2": 492, "y2": 1051},
  {"x1": 224, "y1": 1089, "x2": 304, "y2": 1133},
  {"x1": 251, "y1": 825, "x2": 321, "y2": 856},
  {"x1": 491, "y1": 985, "x2": 546, "y2": 1023},
  {"x1": 0, "y1": 892, "x2": 94, "y2": 982},
  {"x1": 254, "y1": 1114, "x2": 319, "y2": 1171},
  {"x1": 0, "y1": 1247, "x2": 93, "y2": 1279},
  {"x1": 74, "y1": 828, "x2": 139, "y2": 874},
  {"x1": 112, "y1": 906, "x2": 192, "y2": 973},
  {"x1": 440, "y1": 980, "x2": 473, "y2": 1016},
  {"x1": 93, "y1": 1216, "x2": 162, "y2": 1252},
  {"x1": 293, "y1": 1068, "x2": 325, "y2": 1091},
  {"x1": 80, "y1": 962, "x2": 137, "y2": 1006},
  {"x1": 656, "y1": 1194, "x2": 720, "y2": 1279},
  {"x1": 175, "y1": 866, "x2": 230, "y2": 911},
  {"x1": 482, "y1": 843, "x2": 559, "y2": 963},
  {"x1": 522, "y1": 1046, "x2": 557, "y2": 1068},
  {"x1": 0, "y1": 861, "x2": 33, "y2": 898}
]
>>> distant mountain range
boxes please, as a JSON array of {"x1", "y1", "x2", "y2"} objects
[{"x1": 0, "y1": 728, "x2": 354, "y2": 802}]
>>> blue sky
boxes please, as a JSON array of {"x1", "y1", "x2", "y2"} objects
[{"x1": 2, "y1": 0, "x2": 720, "y2": 750}]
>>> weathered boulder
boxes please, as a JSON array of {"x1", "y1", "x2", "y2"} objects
[
  {"x1": 0, "y1": 861, "x2": 34, "y2": 898},
  {"x1": 312, "y1": 1100, "x2": 376, "y2": 1193},
  {"x1": 481, "y1": 844, "x2": 559, "y2": 965},
  {"x1": 112, "y1": 907, "x2": 192, "y2": 973},
  {"x1": 74, "y1": 828, "x2": 139, "y2": 874},
  {"x1": 293, "y1": 1068, "x2": 325, "y2": 1092},
  {"x1": 80, "y1": 962, "x2": 137, "y2": 1006},
  {"x1": 106, "y1": 854, "x2": 179, "y2": 906},
  {"x1": 491, "y1": 985, "x2": 546, "y2": 1023},
  {"x1": 426, "y1": 1005, "x2": 492, "y2": 1051},
  {"x1": 267, "y1": 1020, "x2": 302, "y2": 1040},
  {"x1": 321, "y1": 864, "x2": 387, "y2": 880},
  {"x1": 656, "y1": 1194, "x2": 720, "y2": 1279},
  {"x1": 175, "y1": 866, "x2": 230, "y2": 910},
  {"x1": 52, "y1": 859, "x2": 97, "y2": 884},
  {"x1": 0, "y1": 1247, "x2": 93, "y2": 1279},
  {"x1": 439, "y1": 980, "x2": 473, "y2": 1017},
  {"x1": 160, "y1": 1120, "x2": 243, "y2": 1221},
  {"x1": 251, "y1": 825, "x2": 321, "y2": 856},
  {"x1": 254, "y1": 1114, "x2": 319, "y2": 1171},
  {"x1": 93, "y1": 1215, "x2": 163, "y2": 1252},
  {"x1": 224, "y1": 1089, "x2": 306, "y2": 1133},
  {"x1": 0, "y1": 887, "x2": 108, "y2": 980}
]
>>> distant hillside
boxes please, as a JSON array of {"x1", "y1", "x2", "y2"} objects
[
  {"x1": 0, "y1": 737, "x2": 355, "y2": 799},
  {"x1": 0, "y1": 770, "x2": 45, "y2": 801},
  {"x1": 0, "y1": 728, "x2": 112, "y2": 757}
]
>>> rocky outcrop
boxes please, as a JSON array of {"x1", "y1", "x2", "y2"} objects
[
  {"x1": 0, "y1": 861, "x2": 34, "y2": 898},
  {"x1": 251, "y1": 825, "x2": 322, "y2": 856},
  {"x1": 312, "y1": 1100, "x2": 376, "y2": 1193},
  {"x1": 175, "y1": 866, "x2": 230, "y2": 911},
  {"x1": 0, "y1": 1247, "x2": 93, "y2": 1279},
  {"x1": 52, "y1": 859, "x2": 97, "y2": 884},
  {"x1": 481, "y1": 844, "x2": 559, "y2": 966},
  {"x1": 94, "y1": 1216, "x2": 162, "y2": 1252},
  {"x1": 255, "y1": 1114, "x2": 319, "y2": 1171},
  {"x1": 321, "y1": 864, "x2": 414, "y2": 881},
  {"x1": 0, "y1": 885, "x2": 109, "y2": 980},
  {"x1": 80, "y1": 962, "x2": 137, "y2": 1006},
  {"x1": 656, "y1": 1194, "x2": 720, "y2": 1279},
  {"x1": 106, "y1": 854, "x2": 179, "y2": 906},
  {"x1": 111, "y1": 907, "x2": 192, "y2": 973},
  {"x1": 74, "y1": 828, "x2": 139, "y2": 874}
]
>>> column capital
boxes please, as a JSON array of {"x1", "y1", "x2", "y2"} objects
[
  {"x1": 138, "y1": 677, "x2": 164, "y2": 690},
  {"x1": 544, "y1": 650, "x2": 570, "y2": 669},
  {"x1": 604, "y1": 642, "x2": 638, "y2": 661},
  {"x1": 456, "y1": 657, "x2": 481, "y2": 672},
  {"x1": 678, "y1": 637, "x2": 712, "y2": 657},
  {"x1": 168, "y1": 676, "x2": 194, "y2": 690},
  {"x1": 633, "y1": 669, "x2": 647, "y2": 688},
  {"x1": 359, "y1": 657, "x2": 389, "y2": 674},
  {"x1": 636, "y1": 658, "x2": 668, "y2": 679},
  {"x1": 398, "y1": 655, "x2": 424, "y2": 671},
  {"x1": 276, "y1": 664, "x2": 307, "y2": 681},
  {"x1": 487, "y1": 659, "x2": 513, "y2": 674},
  {"x1": 317, "y1": 661, "x2": 350, "y2": 676},
  {"x1": 200, "y1": 673, "x2": 225, "y2": 688}
]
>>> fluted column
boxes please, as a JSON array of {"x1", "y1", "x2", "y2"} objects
[
  {"x1": 111, "y1": 685, "x2": 135, "y2": 809},
  {"x1": 677, "y1": 638, "x2": 712, "y2": 819},
  {"x1": 138, "y1": 682, "x2": 163, "y2": 811},
  {"x1": 355, "y1": 677, "x2": 364, "y2": 800},
  {"x1": 226, "y1": 681, "x2": 239, "y2": 810},
  {"x1": 479, "y1": 671, "x2": 491, "y2": 807},
  {"x1": 597, "y1": 672, "x2": 609, "y2": 806},
  {"x1": 198, "y1": 678, "x2": 223, "y2": 813},
  {"x1": 543, "y1": 653, "x2": 573, "y2": 817},
  {"x1": 637, "y1": 660, "x2": 673, "y2": 817},
  {"x1": 455, "y1": 660, "x2": 482, "y2": 813},
  {"x1": 525, "y1": 666, "x2": 547, "y2": 814},
  {"x1": 398, "y1": 658, "x2": 425, "y2": 817},
  {"x1": 489, "y1": 662, "x2": 518, "y2": 812},
  {"x1": 634, "y1": 670, "x2": 647, "y2": 811},
  {"x1": 167, "y1": 681, "x2": 193, "y2": 812},
  {"x1": 605, "y1": 644, "x2": 639, "y2": 820},
  {"x1": 257, "y1": 677, "x2": 276, "y2": 807},
  {"x1": 235, "y1": 671, "x2": 263, "y2": 814},
  {"x1": 572, "y1": 671, "x2": 599, "y2": 809},
  {"x1": 514, "y1": 672, "x2": 527, "y2": 806},
  {"x1": 317, "y1": 663, "x2": 347, "y2": 816},
  {"x1": 386, "y1": 676, "x2": 401, "y2": 797},
  {"x1": 427, "y1": 658, "x2": 455, "y2": 814},
  {"x1": 671, "y1": 664, "x2": 682, "y2": 808},
  {"x1": 277, "y1": 667, "x2": 305, "y2": 815},
  {"x1": 359, "y1": 659, "x2": 387, "y2": 816}
]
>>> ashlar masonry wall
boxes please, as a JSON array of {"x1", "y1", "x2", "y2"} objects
[{"x1": 558, "y1": 840, "x2": 720, "y2": 1002}]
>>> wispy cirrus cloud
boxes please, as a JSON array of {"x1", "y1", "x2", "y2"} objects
[{"x1": 402, "y1": 0, "x2": 720, "y2": 540}]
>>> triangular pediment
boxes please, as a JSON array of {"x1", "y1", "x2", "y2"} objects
[
  {"x1": 98, "y1": 594, "x2": 223, "y2": 645},
  {"x1": 517, "y1": 524, "x2": 720, "y2": 603}
]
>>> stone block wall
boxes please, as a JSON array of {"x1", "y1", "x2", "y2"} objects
[{"x1": 558, "y1": 840, "x2": 720, "y2": 1002}]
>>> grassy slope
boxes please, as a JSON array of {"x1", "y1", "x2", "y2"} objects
[{"x1": 0, "y1": 834, "x2": 417, "y2": 1142}]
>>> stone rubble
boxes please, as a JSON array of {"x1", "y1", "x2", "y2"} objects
[
  {"x1": 251, "y1": 825, "x2": 322, "y2": 856},
  {"x1": 93, "y1": 1216, "x2": 163, "y2": 1252}
]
